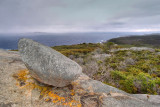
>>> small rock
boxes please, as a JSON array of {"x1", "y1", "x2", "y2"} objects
[
  {"x1": 110, "y1": 47, "x2": 155, "y2": 52},
  {"x1": 130, "y1": 47, "x2": 155, "y2": 52},
  {"x1": 18, "y1": 38, "x2": 82, "y2": 87}
]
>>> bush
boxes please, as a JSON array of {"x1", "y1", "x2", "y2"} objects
[
  {"x1": 104, "y1": 49, "x2": 160, "y2": 94},
  {"x1": 52, "y1": 43, "x2": 100, "y2": 56},
  {"x1": 102, "y1": 42, "x2": 115, "y2": 53},
  {"x1": 51, "y1": 42, "x2": 160, "y2": 95},
  {"x1": 111, "y1": 70, "x2": 127, "y2": 80}
]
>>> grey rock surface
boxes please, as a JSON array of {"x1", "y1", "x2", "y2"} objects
[
  {"x1": 92, "y1": 54, "x2": 111, "y2": 60},
  {"x1": 18, "y1": 38, "x2": 82, "y2": 87},
  {"x1": 133, "y1": 94, "x2": 160, "y2": 104},
  {"x1": 0, "y1": 49, "x2": 160, "y2": 107},
  {"x1": 102, "y1": 93, "x2": 160, "y2": 107},
  {"x1": 110, "y1": 47, "x2": 155, "y2": 52},
  {"x1": 0, "y1": 49, "x2": 60, "y2": 107},
  {"x1": 72, "y1": 74, "x2": 127, "y2": 94},
  {"x1": 72, "y1": 74, "x2": 160, "y2": 107}
]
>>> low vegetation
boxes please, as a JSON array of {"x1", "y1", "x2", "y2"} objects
[
  {"x1": 108, "y1": 34, "x2": 160, "y2": 48},
  {"x1": 51, "y1": 43, "x2": 100, "y2": 57},
  {"x1": 51, "y1": 41, "x2": 160, "y2": 95},
  {"x1": 12, "y1": 35, "x2": 160, "y2": 95},
  {"x1": 105, "y1": 50, "x2": 160, "y2": 94}
]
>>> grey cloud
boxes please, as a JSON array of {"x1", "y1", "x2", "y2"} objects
[
  {"x1": 112, "y1": 0, "x2": 160, "y2": 19},
  {"x1": 0, "y1": 0, "x2": 160, "y2": 33}
]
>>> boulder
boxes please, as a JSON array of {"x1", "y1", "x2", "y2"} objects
[
  {"x1": 0, "y1": 49, "x2": 160, "y2": 107},
  {"x1": 18, "y1": 38, "x2": 82, "y2": 87}
]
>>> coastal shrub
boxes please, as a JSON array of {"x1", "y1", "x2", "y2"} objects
[
  {"x1": 124, "y1": 58, "x2": 135, "y2": 65},
  {"x1": 109, "y1": 70, "x2": 160, "y2": 94},
  {"x1": 111, "y1": 70, "x2": 127, "y2": 80},
  {"x1": 102, "y1": 42, "x2": 115, "y2": 53},
  {"x1": 155, "y1": 49, "x2": 160, "y2": 52},
  {"x1": 51, "y1": 42, "x2": 160, "y2": 94},
  {"x1": 103, "y1": 48, "x2": 160, "y2": 94},
  {"x1": 127, "y1": 67, "x2": 141, "y2": 74},
  {"x1": 119, "y1": 76, "x2": 135, "y2": 93},
  {"x1": 52, "y1": 43, "x2": 100, "y2": 56}
]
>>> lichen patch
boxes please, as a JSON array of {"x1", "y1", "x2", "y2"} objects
[{"x1": 13, "y1": 69, "x2": 82, "y2": 107}]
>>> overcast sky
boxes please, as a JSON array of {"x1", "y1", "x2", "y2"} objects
[{"x1": 0, "y1": 0, "x2": 160, "y2": 33}]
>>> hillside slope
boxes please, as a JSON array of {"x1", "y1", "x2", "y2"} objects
[{"x1": 108, "y1": 34, "x2": 160, "y2": 47}]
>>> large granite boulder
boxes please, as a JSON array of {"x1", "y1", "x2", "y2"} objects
[
  {"x1": 18, "y1": 38, "x2": 82, "y2": 87},
  {"x1": 0, "y1": 49, "x2": 160, "y2": 107}
]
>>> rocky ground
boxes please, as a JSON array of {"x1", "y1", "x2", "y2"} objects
[{"x1": 0, "y1": 49, "x2": 160, "y2": 107}]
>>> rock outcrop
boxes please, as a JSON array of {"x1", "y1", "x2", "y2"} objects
[
  {"x1": 0, "y1": 49, "x2": 160, "y2": 107},
  {"x1": 72, "y1": 74, "x2": 160, "y2": 107},
  {"x1": 1, "y1": 39, "x2": 160, "y2": 107},
  {"x1": 18, "y1": 38, "x2": 82, "y2": 87},
  {"x1": 110, "y1": 47, "x2": 155, "y2": 52}
]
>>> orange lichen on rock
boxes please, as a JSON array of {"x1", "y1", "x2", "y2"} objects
[
  {"x1": 12, "y1": 69, "x2": 29, "y2": 87},
  {"x1": 70, "y1": 90, "x2": 75, "y2": 96},
  {"x1": 13, "y1": 69, "x2": 82, "y2": 107},
  {"x1": 13, "y1": 69, "x2": 29, "y2": 81},
  {"x1": 48, "y1": 91, "x2": 65, "y2": 103},
  {"x1": 62, "y1": 100, "x2": 82, "y2": 107}
]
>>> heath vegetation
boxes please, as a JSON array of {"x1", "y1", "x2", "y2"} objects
[{"x1": 51, "y1": 41, "x2": 160, "y2": 95}]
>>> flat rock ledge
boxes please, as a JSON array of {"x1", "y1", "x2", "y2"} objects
[
  {"x1": 72, "y1": 74, "x2": 160, "y2": 107},
  {"x1": 110, "y1": 47, "x2": 155, "y2": 52}
]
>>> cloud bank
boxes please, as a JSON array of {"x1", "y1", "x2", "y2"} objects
[{"x1": 0, "y1": 0, "x2": 160, "y2": 33}]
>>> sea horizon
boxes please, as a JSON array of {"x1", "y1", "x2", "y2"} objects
[{"x1": 0, "y1": 32, "x2": 159, "y2": 50}]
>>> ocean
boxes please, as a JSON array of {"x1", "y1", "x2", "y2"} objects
[{"x1": 0, "y1": 32, "x2": 152, "y2": 50}]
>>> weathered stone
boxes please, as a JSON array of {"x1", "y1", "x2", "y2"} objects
[
  {"x1": 102, "y1": 94, "x2": 160, "y2": 107},
  {"x1": 0, "y1": 49, "x2": 160, "y2": 107},
  {"x1": 133, "y1": 94, "x2": 160, "y2": 104},
  {"x1": 110, "y1": 47, "x2": 155, "y2": 52},
  {"x1": 72, "y1": 74, "x2": 160, "y2": 107},
  {"x1": 18, "y1": 38, "x2": 82, "y2": 87},
  {"x1": 72, "y1": 74, "x2": 127, "y2": 94}
]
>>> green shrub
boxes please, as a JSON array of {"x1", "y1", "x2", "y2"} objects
[
  {"x1": 51, "y1": 42, "x2": 160, "y2": 95},
  {"x1": 104, "y1": 49, "x2": 160, "y2": 94},
  {"x1": 52, "y1": 43, "x2": 100, "y2": 56},
  {"x1": 119, "y1": 76, "x2": 135, "y2": 93},
  {"x1": 111, "y1": 70, "x2": 127, "y2": 80}
]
